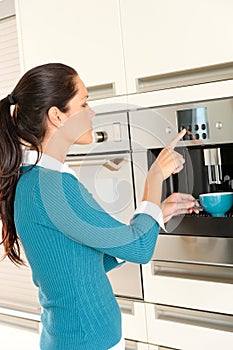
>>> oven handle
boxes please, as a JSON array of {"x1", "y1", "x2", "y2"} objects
[{"x1": 66, "y1": 157, "x2": 126, "y2": 171}]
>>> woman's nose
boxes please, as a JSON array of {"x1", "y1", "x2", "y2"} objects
[{"x1": 87, "y1": 107, "x2": 95, "y2": 119}]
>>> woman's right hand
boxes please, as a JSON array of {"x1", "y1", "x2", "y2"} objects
[
  {"x1": 150, "y1": 128, "x2": 186, "y2": 180},
  {"x1": 142, "y1": 129, "x2": 186, "y2": 206}
]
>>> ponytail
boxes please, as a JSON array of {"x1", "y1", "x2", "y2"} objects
[{"x1": 0, "y1": 95, "x2": 24, "y2": 265}]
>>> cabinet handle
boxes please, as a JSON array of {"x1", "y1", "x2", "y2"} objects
[
  {"x1": 0, "y1": 313, "x2": 40, "y2": 333},
  {"x1": 125, "y1": 340, "x2": 138, "y2": 350},
  {"x1": 118, "y1": 300, "x2": 135, "y2": 315},
  {"x1": 87, "y1": 82, "x2": 116, "y2": 100},
  {"x1": 152, "y1": 260, "x2": 233, "y2": 284},
  {"x1": 136, "y1": 62, "x2": 233, "y2": 93},
  {"x1": 154, "y1": 304, "x2": 233, "y2": 332},
  {"x1": 66, "y1": 157, "x2": 125, "y2": 171}
]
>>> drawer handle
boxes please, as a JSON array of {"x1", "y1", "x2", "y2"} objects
[
  {"x1": 154, "y1": 304, "x2": 233, "y2": 332},
  {"x1": 0, "y1": 313, "x2": 40, "y2": 333},
  {"x1": 152, "y1": 260, "x2": 233, "y2": 284},
  {"x1": 118, "y1": 300, "x2": 135, "y2": 315},
  {"x1": 136, "y1": 62, "x2": 233, "y2": 93},
  {"x1": 125, "y1": 340, "x2": 138, "y2": 350}
]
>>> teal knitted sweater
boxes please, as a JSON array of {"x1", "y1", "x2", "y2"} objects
[{"x1": 14, "y1": 164, "x2": 159, "y2": 350}]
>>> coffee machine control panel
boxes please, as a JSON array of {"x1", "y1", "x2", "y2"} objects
[{"x1": 177, "y1": 107, "x2": 209, "y2": 141}]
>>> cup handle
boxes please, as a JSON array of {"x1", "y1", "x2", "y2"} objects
[{"x1": 193, "y1": 198, "x2": 203, "y2": 210}]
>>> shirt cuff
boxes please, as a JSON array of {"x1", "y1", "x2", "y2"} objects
[{"x1": 133, "y1": 201, "x2": 167, "y2": 232}]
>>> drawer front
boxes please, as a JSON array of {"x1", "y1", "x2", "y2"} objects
[
  {"x1": 117, "y1": 298, "x2": 147, "y2": 342},
  {"x1": 0, "y1": 312, "x2": 40, "y2": 350},
  {"x1": 142, "y1": 260, "x2": 233, "y2": 314},
  {"x1": 145, "y1": 303, "x2": 233, "y2": 350}
]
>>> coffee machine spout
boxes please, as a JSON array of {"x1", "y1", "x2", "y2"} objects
[{"x1": 204, "y1": 148, "x2": 222, "y2": 185}]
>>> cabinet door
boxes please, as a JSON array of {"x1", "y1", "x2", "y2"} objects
[
  {"x1": 120, "y1": 0, "x2": 233, "y2": 94},
  {"x1": 16, "y1": 0, "x2": 126, "y2": 97},
  {"x1": 117, "y1": 298, "x2": 148, "y2": 342}
]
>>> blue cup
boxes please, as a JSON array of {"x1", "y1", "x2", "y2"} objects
[{"x1": 199, "y1": 192, "x2": 233, "y2": 217}]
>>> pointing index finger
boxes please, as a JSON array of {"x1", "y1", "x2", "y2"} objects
[{"x1": 167, "y1": 128, "x2": 186, "y2": 149}]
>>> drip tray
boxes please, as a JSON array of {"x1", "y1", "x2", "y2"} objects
[{"x1": 162, "y1": 212, "x2": 233, "y2": 238}]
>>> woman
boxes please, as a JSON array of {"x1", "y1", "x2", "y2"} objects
[{"x1": 0, "y1": 63, "x2": 198, "y2": 350}]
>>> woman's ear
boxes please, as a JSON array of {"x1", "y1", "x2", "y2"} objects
[{"x1": 47, "y1": 106, "x2": 63, "y2": 128}]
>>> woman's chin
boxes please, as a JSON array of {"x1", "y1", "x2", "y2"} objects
[{"x1": 74, "y1": 133, "x2": 93, "y2": 145}]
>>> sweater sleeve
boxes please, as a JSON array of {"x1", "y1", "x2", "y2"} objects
[
  {"x1": 103, "y1": 254, "x2": 125, "y2": 272},
  {"x1": 35, "y1": 170, "x2": 160, "y2": 264}
]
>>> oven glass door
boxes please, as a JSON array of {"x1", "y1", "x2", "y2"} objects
[{"x1": 66, "y1": 152, "x2": 144, "y2": 299}]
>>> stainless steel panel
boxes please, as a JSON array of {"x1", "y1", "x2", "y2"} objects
[
  {"x1": 129, "y1": 97, "x2": 233, "y2": 150},
  {"x1": 108, "y1": 263, "x2": 143, "y2": 299},
  {"x1": 153, "y1": 235, "x2": 233, "y2": 266}
]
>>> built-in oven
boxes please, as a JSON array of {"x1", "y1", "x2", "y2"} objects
[
  {"x1": 66, "y1": 111, "x2": 144, "y2": 299},
  {"x1": 129, "y1": 97, "x2": 233, "y2": 349}
]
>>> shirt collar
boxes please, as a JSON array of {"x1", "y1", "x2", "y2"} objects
[{"x1": 22, "y1": 150, "x2": 76, "y2": 177}]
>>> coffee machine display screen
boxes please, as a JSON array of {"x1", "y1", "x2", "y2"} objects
[{"x1": 177, "y1": 107, "x2": 209, "y2": 141}]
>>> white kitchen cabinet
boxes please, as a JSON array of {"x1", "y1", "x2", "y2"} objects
[
  {"x1": 142, "y1": 259, "x2": 233, "y2": 315},
  {"x1": 117, "y1": 298, "x2": 148, "y2": 343},
  {"x1": 120, "y1": 0, "x2": 233, "y2": 94},
  {"x1": 0, "y1": 311, "x2": 40, "y2": 350},
  {"x1": 15, "y1": 0, "x2": 126, "y2": 98},
  {"x1": 145, "y1": 303, "x2": 233, "y2": 350}
]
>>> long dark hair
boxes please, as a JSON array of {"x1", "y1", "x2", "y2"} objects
[{"x1": 0, "y1": 63, "x2": 78, "y2": 264}]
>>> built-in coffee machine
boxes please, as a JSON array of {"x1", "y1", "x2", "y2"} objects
[{"x1": 144, "y1": 97, "x2": 233, "y2": 236}]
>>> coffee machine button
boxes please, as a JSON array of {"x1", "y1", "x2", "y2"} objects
[
  {"x1": 202, "y1": 133, "x2": 207, "y2": 139},
  {"x1": 166, "y1": 126, "x2": 172, "y2": 134},
  {"x1": 201, "y1": 123, "x2": 206, "y2": 130},
  {"x1": 216, "y1": 122, "x2": 223, "y2": 129},
  {"x1": 194, "y1": 124, "x2": 199, "y2": 131}
]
